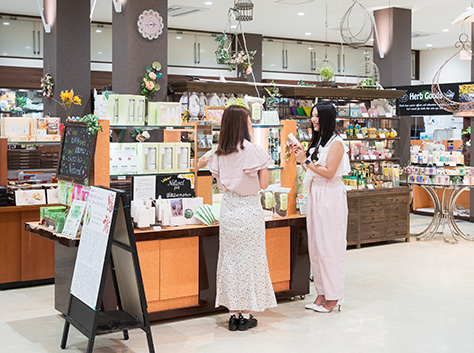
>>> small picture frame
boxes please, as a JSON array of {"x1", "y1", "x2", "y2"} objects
[{"x1": 205, "y1": 106, "x2": 225, "y2": 124}]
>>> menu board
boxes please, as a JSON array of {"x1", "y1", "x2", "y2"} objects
[
  {"x1": 57, "y1": 122, "x2": 97, "y2": 185},
  {"x1": 70, "y1": 186, "x2": 117, "y2": 310},
  {"x1": 156, "y1": 173, "x2": 195, "y2": 199}
]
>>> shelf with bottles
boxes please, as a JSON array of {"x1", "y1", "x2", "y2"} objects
[
  {"x1": 406, "y1": 165, "x2": 474, "y2": 186},
  {"x1": 344, "y1": 161, "x2": 401, "y2": 190}
]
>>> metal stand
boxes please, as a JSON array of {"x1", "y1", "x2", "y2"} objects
[{"x1": 412, "y1": 184, "x2": 473, "y2": 243}]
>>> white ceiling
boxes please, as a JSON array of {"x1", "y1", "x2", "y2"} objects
[{"x1": 1, "y1": 0, "x2": 472, "y2": 50}]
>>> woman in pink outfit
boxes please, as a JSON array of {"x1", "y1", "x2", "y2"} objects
[
  {"x1": 198, "y1": 105, "x2": 277, "y2": 330},
  {"x1": 294, "y1": 102, "x2": 350, "y2": 313}
]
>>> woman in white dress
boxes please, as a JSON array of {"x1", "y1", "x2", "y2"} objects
[
  {"x1": 198, "y1": 105, "x2": 277, "y2": 330},
  {"x1": 294, "y1": 102, "x2": 350, "y2": 313}
]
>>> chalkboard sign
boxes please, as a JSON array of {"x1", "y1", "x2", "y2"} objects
[
  {"x1": 155, "y1": 173, "x2": 195, "y2": 199},
  {"x1": 57, "y1": 121, "x2": 97, "y2": 185}
]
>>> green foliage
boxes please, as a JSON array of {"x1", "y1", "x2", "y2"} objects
[
  {"x1": 264, "y1": 81, "x2": 282, "y2": 108},
  {"x1": 318, "y1": 66, "x2": 335, "y2": 80},
  {"x1": 79, "y1": 114, "x2": 103, "y2": 135}
]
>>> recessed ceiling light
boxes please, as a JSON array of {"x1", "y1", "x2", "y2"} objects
[
  {"x1": 98, "y1": 51, "x2": 103, "y2": 54},
  {"x1": 230, "y1": 25, "x2": 237, "y2": 29},
  {"x1": 442, "y1": 28, "x2": 449, "y2": 32},
  {"x1": 26, "y1": 46, "x2": 31, "y2": 49},
  {"x1": 369, "y1": 38, "x2": 374, "y2": 41},
  {"x1": 305, "y1": 32, "x2": 311, "y2": 36},
  {"x1": 205, "y1": 1, "x2": 213, "y2": 5},
  {"x1": 176, "y1": 36, "x2": 182, "y2": 39},
  {"x1": 298, "y1": 12, "x2": 305, "y2": 16},
  {"x1": 426, "y1": 44, "x2": 433, "y2": 47},
  {"x1": 308, "y1": 47, "x2": 314, "y2": 50},
  {"x1": 95, "y1": 29, "x2": 102, "y2": 33},
  {"x1": 3, "y1": 22, "x2": 10, "y2": 26}
]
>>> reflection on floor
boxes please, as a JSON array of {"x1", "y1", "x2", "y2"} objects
[{"x1": 2, "y1": 214, "x2": 474, "y2": 353}]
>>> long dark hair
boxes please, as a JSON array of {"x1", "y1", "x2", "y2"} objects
[
  {"x1": 216, "y1": 105, "x2": 252, "y2": 156},
  {"x1": 306, "y1": 102, "x2": 338, "y2": 161}
]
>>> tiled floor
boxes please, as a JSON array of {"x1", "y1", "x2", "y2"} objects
[{"x1": 2, "y1": 214, "x2": 474, "y2": 353}]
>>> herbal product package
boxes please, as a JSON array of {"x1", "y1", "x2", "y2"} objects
[
  {"x1": 273, "y1": 186, "x2": 291, "y2": 218},
  {"x1": 244, "y1": 96, "x2": 265, "y2": 125},
  {"x1": 259, "y1": 185, "x2": 277, "y2": 219}
]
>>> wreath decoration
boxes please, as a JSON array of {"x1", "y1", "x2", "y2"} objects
[
  {"x1": 140, "y1": 61, "x2": 162, "y2": 99},
  {"x1": 41, "y1": 73, "x2": 54, "y2": 98}
]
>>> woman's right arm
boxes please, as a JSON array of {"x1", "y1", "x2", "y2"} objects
[
  {"x1": 196, "y1": 156, "x2": 209, "y2": 170},
  {"x1": 258, "y1": 168, "x2": 269, "y2": 190}
]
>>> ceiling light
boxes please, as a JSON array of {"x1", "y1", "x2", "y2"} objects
[
  {"x1": 230, "y1": 25, "x2": 237, "y2": 29},
  {"x1": 98, "y1": 52, "x2": 103, "y2": 54},
  {"x1": 26, "y1": 46, "x2": 31, "y2": 49},
  {"x1": 426, "y1": 44, "x2": 433, "y2": 47},
  {"x1": 3, "y1": 22, "x2": 10, "y2": 26},
  {"x1": 95, "y1": 29, "x2": 102, "y2": 33},
  {"x1": 204, "y1": 1, "x2": 212, "y2": 5},
  {"x1": 369, "y1": 38, "x2": 374, "y2": 41},
  {"x1": 298, "y1": 12, "x2": 305, "y2": 16},
  {"x1": 308, "y1": 47, "x2": 314, "y2": 50},
  {"x1": 442, "y1": 28, "x2": 449, "y2": 32},
  {"x1": 305, "y1": 32, "x2": 311, "y2": 36},
  {"x1": 176, "y1": 36, "x2": 182, "y2": 39}
]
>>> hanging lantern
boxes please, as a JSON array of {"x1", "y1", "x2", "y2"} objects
[
  {"x1": 234, "y1": 0, "x2": 254, "y2": 22},
  {"x1": 432, "y1": 32, "x2": 474, "y2": 114},
  {"x1": 357, "y1": 52, "x2": 380, "y2": 89},
  {"x1": 340, "y1": 0, "x2": 374, "y2": 48}
]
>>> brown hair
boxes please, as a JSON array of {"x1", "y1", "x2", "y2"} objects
[{"x1": 216, "y1": 105, "x2": 252, "y2": 156}]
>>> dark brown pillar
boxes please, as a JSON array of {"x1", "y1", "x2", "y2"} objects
[
  {"x1": 112, "y1": 1, "x2": 168, "y2": 102},
  {"x1": 43, "y1": 0, "x2": 91, "y2": 121},
  {"x1": 237, "y1": 33, "x2": 262, "y2": 82},
  {"x1": 373, "y1": 7, "x2": 412, "y2": 87}
]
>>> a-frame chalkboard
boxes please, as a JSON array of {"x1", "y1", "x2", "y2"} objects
[{"x1": 60, "y1": 186, "x2": 155, "y2": 353}]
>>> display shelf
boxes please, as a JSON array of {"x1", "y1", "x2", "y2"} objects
[
  {"x1": 344, "y1": 137, "x2": 400, "y2": 141},
  {"x1": 212, "y1": 124, "x2": 283, "y2": 130},
  {"x1": 109, "y1": 125, "x2": 194, "y2": 130},
  {"x1": 7, "y1": 141, "x2": 61, "y2": 145},
  {"x1": 350, "y1": 157, "x2": 400, "y2": 162},
  {"x1": 7, "y1": 168, "x2": 57, "y2": 173},
  {"x1": 337, "y1": 116, "x2": 401, "y2": 120},
  {"x1": 110, "y1": 171, "x2": 194, "y2": 178}
]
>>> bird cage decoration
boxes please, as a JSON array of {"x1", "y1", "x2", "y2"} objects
[
  {"x1": 432, "y1": 32, "x2": 474, "y2": 114},
  {"x1": 234, "y1": 0, "x2": 254, "y2": 22},
  {"x1": 356, "y1": 52, "x2": 380, "y2": 89},
  {"x1": 340, "y1": 0, "x2": 374, "y2": 48},
  {"x1": 316, "y1": 53, "x2": 336, "y2": 86}
]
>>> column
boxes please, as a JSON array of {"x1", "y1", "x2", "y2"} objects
[
  {"x1": 43, "y1": 0, "x2": 91, "y2": 121},
  {"x1": 112, "y1": 0, "x2": 168, "y2": 102},
  {"x1": 374, "y1": 7, "x2": 412, "y2": 166}
]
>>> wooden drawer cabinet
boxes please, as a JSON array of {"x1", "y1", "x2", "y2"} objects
[{"x1": 346, "y1": 187, "x2": 410, "y2": 248}]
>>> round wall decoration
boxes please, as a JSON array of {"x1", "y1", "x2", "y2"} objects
[{"x1": 137, "y1": 9, "x2": 164, "y2": 40}]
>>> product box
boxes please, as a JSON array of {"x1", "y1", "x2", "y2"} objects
[
  {"x1": 158, "y1": 143, "x2": 176, "y2": 173},
  {"x1": 297, "y1": 194, "x2": 308, "y2": 215},
  {"x1": 174, "y1": 142, "x2": 191, "y2": 173},
  {"x1": 34, "y1": 117, "x2": 61, "y2": 140},
  {"x1": 107, "y1": 94, "x2": 145, "y2": 126},
  {"x1": 157, "y1": 102, "x2": 181, "y2": 126},
  {"x1": 15, "y1": 189, "x2": 46, "y2": 206},
  {"x1": 262, "y1": 110, "x2": 280, "y2": 125},
  {"x1": 111, "y1": 143, "x2": 141, "y2": 175},
  {"x1": 137, "y1": 143, "x2": 160, "y2": 174},
  {"x1": 147, "y1": 102, "x2": 158, "y2": 125},
  {"x1": 1, "y1": 117, "x2": 32, "y2": 138}
]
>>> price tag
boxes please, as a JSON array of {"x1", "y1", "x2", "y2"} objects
[
  {"x1": 369, "y1": 154, "x2": 377, "y2": 159},
  {"x1": 356, "y1": 133, "x2": 364, "y2": 139},
  {"x1": 166, "y1": 127, "x2": 174, "y2": 130},
  {"x1": 152, "y1": 226, "x2": 162, "y2": 231},
  {"x1": 379, "y1": 133, "x2": 386, "y2": 138},
  {"x1": 344, "y1": 185, "x2": 352, "y2": 191},
  {"x1": 367, "y1": 184, "x2": 375, "y2": 189},
  {"x1": 341, "y1": 133, "x2": 347, "y2": 139},
  {"x1": 363, "y1": 155, "x2": 371, "y2": 160},
  {"x1": 436, "y1": 162, "x2": 444, "y2": 167},
  {"x1": 385, "y1": 112, "x2": 393, "y2": 118},
  {"x1": 449, "y1": 161, "x2": 456, "y2": 167},
  {"x1": 362, "y1": 113, "x2": 369, "y2": 118},
  {"x1": 117, "y1": 176, "x2": 126, "y2": 180},
  {"x1": 48, "y1": 225, "x2": 55, "y2": 231}
]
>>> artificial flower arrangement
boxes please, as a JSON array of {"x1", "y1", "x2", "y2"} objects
[
  {"x1": 215, "y1": 32, "x2": 256, "y2": 77},
  {"x1": 141, "y1": 61, "x2": 162, "y2": 99},
  {"x1": 41, "y1": 73, "x2": 54, "y2": 98},
  {"x1": 51, "y1": 89, "x2": 81, "y2": 117},
  {"x1": 68, "y1": 114, "x2": 103, "y2": 135}
]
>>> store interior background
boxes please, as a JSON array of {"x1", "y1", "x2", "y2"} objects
[{"x1": 1, "y1": 0, "x2": 473, "y2": 140}]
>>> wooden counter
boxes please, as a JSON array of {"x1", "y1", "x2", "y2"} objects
[
  {"x1": 0, "y1": 205, "x2": 55, "y2": 288},
  {"x1": 26, "y1": 215, "x2": 309, "y2": 321},
  {"x1": 346, "y1": 187, "x2": 411, "y2": 248}
]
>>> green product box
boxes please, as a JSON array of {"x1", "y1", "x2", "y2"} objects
[{"x1": 40, "y1": 206, "x2": 67, "y2": 221}]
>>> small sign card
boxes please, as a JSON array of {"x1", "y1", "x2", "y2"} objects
[{"x1": 61, "y1": 199, "x2": 87, "y2": 237}]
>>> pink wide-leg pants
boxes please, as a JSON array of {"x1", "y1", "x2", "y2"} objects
[{"x1": 306, "y1": 176, "x2": 347, "y2": 300}]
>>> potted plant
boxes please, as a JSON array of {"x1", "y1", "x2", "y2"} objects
[{"x1": 317, "y1": 65, "x2": 335, "y2": 86}]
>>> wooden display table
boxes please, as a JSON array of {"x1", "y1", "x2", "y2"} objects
[
  {"x1": 26, "y1": 215, "x2": 309, "y2": 322},
  {"x1": 346, "y1": 187, "x2": 411, "y2": 248},
  {"x1": 0, "y1": 205, "x2": 55, "y2": 289}
]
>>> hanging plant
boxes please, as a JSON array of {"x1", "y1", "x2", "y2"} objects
[
  {"x1": 140, "y1": 61, "x2": 162, "y2": 99},
  {"x1": 263, "y1": 81, "x2": 282, "y2": 109},
  {"x1": 215, "y1": 31, "x2": 256, "y2": 77},
  {"x1": 41, "y1": 73, "x2": 54, "y2": 98}
]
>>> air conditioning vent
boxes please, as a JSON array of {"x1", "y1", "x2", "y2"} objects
[
  {"x1": 275, "y1": 0, "x2": 314, "y2": 5},
  {"x1": 168, "y1": 5, "x2": 207, "y2": 17},
  {"x1": 412, "y1": 31, "x2": 437, "y2": 38}
]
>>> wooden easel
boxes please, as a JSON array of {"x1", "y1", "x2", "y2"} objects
[{"x1": 60, "y1": 187, "x2": 155, "y2": 353}]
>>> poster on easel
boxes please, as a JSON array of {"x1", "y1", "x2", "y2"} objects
[{"x1": 70, "y1": 186, "x2": 116, "y2": 309}]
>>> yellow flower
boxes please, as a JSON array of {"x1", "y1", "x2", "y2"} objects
[
  {"x1": 73, "y1": 96, "x2": 81, "y2": 105},
  {"x1": 60, "y1": 90, "x2": 74, "y2": 104}
]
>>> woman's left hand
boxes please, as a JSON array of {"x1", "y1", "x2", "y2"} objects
[
  {"x1": 294, "y1": 146, "x2": 307, "y2": 164},
  {"x1": 197, "y1": 156, "x2": 209, "y2": 170}
]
